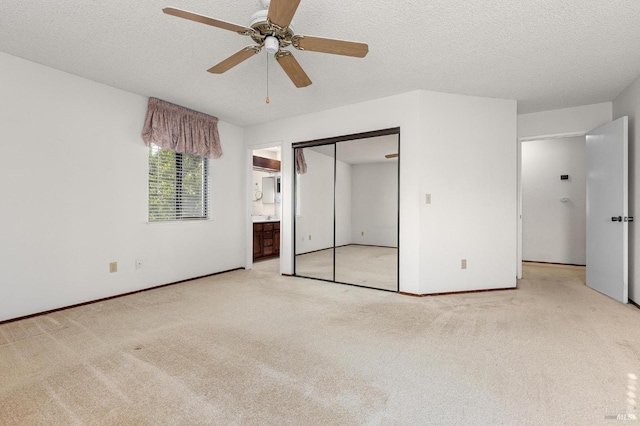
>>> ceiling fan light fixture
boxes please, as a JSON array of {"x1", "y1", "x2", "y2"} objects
[{"x1": 265, "y1": 36, "x2": 279, "y2": 54}]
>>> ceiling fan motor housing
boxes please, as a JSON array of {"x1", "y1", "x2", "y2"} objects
[
  {"x1": 250, "y1": 8, "x2": 295, "y2": 48},
  {"x1": 250, "y1": 9, "x2": 269, "y2": 28}
]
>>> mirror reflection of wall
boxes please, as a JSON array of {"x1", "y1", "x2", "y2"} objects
[
  {"x1": 294, "y1": 146, "x2": 335, "y2": 281},
  {"x1": 294, "y1": 132, "x2": 399, "y2": 292},
  {"x1": 336, "y1": 141, "x2": 398, "y2": 290}
]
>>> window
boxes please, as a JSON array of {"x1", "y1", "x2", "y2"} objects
[{"x1": 148, "y1": 144, "x2": 208, "y2": 222}]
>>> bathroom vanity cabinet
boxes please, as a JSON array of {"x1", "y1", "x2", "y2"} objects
[{"x1": 253, "y1": 221, "x2": 280, "y2": 261}]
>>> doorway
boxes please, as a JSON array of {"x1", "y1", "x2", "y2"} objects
[
  {"x1": 521, "y1": 136, "x2": 587, "y2": 266},
  {"x1": 517, "y1": 117, "x2": 630, "y2": 303},
  {"x1": 293, "y1": 128, "x2": 400, "y2": 292},
  {"x1": 249, "y1": 145, "x2": 282, "y2": 274}
]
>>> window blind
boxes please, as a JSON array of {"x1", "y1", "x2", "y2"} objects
[{"x1": 148, "y1": 144, "x2": 208, "y2": 222}]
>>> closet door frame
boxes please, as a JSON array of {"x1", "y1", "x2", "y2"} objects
[{"x1": 292, "y1": 127, "x2": 401, "y2": 292}]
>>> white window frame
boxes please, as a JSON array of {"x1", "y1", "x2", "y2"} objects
[{"x1": 148, "y1": 144, "x2": 209, "y2": 222}]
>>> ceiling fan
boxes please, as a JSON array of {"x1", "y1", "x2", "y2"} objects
[{"x1": 163, "y1": 0, "x2": 369, "y2": 88}]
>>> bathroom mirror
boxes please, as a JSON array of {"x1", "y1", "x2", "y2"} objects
[{"x1": 262, "y1": 177, "x2": 275, "y2": 204}]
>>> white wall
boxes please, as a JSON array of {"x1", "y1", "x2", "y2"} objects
[
  {"x1": 351, "y1": 162, "x2": 398, "y2": 247},
  {"x1": 0, "y1": 52, "x2": 246, "y2": 322},
  {"x1": 518, "y1": 102, "x2": 612, "y2": 139},
  {"x1": 418, "y1": 91, "x2": 517, "y2": 294},
  {"x1": 245, "y1": 90, "x2": 517, "y2": 295},
  {"x1": 613, "y1": 74, "x2": 640, "y2": 303},
  {"x1": 521, "y1": 137, "x2": 586, "y2": 265}
]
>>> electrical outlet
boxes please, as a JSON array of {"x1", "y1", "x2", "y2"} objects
[
  {"x1": 309, "y1": 235, "x2": 312, "y2": 240},
  {"x1": 109, "y1": 262, "x2": 118, "y2": 273},
  {"x1": 461, "y1": 259, "x2": 467, "y2": 269},
  {"x1": 135, "y1": 259, "x2": 143, "y2": 269},
  {"x1": 425, "y1": 193, "x2": 431, "y2": 204},
  {"x1": 361, "y1": 231, "x2": 364, "y2": 236}
]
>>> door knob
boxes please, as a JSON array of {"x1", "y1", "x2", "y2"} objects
[{"x1": 612, "y1": 216, "x2": 622, "y2": 222}]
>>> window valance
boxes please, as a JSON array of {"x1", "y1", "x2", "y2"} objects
[
  {"x1": 142, "y1": 97, "x2": 222, "y2": 158},
  {"x1": 295, "y1": 148, "x2": 307, "y2": 174}
]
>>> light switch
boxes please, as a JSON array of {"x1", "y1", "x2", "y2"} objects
[{"x1": 425, "y1": 194, "x2": 431, "y2": 204}]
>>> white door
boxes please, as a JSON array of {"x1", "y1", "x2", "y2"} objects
[{"x1": 586, "y1": 116, "x2": 629, "y2": 303}]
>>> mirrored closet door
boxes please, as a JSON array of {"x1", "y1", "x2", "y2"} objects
[
  {"x1": 294, "y1": 144, "x2": 335, "y2": 281},
  {"x1": 293, "y1": 129, "x2": 399, "y2": 292}
]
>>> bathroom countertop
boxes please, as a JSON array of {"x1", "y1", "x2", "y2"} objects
[{"x1": 252, "y1": 216, "x2": 280, "y2": 223}]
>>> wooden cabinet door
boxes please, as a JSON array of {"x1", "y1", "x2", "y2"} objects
[
  {"x1": 263, "y1": 230, "x2": 273, "y2": 256},
  {"x1": 253, "y1": 222, "x2": 280, "y2": 261},
  {"x1": 253, "y1": 223, "x2": 263, "y2": 259},
  {"x1": 253, "y1": 231, "x2": 262, "y2": 257}
]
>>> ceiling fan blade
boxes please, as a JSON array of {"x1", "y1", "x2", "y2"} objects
[
  {"x1": 292, "y1": 35, "x2": 368, "y2": 58},
  {"x1": 208, "y1": 46, "x2": 261, "y2": 74},
  {"x1": 267, "y1": 0, "x2": 301, "y2": 28},
  {"x1": 275, "y1": 51, "x2": 312, "y2": 88},
  {"x1": 163, "y1": 7, "x2": 254, "y2": 35}
]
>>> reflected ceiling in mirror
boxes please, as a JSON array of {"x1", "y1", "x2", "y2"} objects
[{"x1": 309, "y1": 135, "x2": 398, "y2": 164}]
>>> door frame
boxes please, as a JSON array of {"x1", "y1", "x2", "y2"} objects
[
  {"x1": 246, "y1": 141, "x2": 283, "y2": 272},
  {"x1": 517, "y1": 131, "x2": 586, "y2": 278},
  {"x1": 292, "y1": 127, "x2": 401, "y2": 292}
]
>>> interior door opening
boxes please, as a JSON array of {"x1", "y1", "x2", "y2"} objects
[
  {"x1": 250, "y1": 146, "x2": 282, "y2": 274},
  {"x1": 517, "y1": 117, "x2": 629, "y2": 304},
  {"x1": 521, "y1": 136, "x2": 587, "y2": 266}
]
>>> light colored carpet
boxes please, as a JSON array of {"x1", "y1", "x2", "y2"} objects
[
  {"x1": 295, "y1": 245, "x2": 398, "y2": 291},
  {"x1": 1, "y1": 263, "x2": 639, "y2": 424},
  {"x1": 251, "y1": 257, "x2": 280, "y2": 274}
]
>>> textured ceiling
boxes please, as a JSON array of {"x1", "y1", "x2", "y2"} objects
[{"x1": 1, "y1": 1, "x2": 639, "y2": 127}]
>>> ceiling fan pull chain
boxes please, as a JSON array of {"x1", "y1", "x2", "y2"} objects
[{"x1": 265, "y1": 52, "x2": 270, "y2": 104}]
